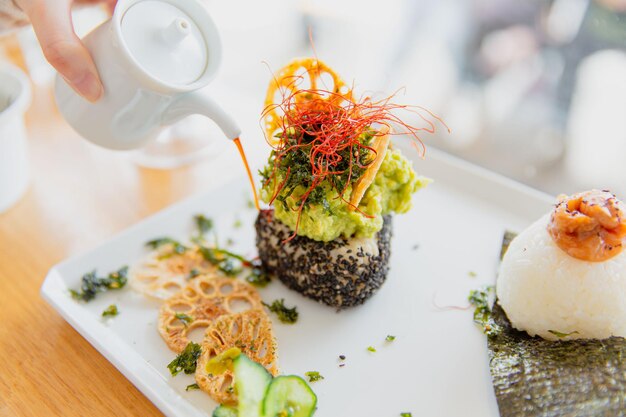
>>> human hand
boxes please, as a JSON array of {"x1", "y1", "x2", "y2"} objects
[{"x1": 15, "y1": 0, "x2": 118, "y2": 102}]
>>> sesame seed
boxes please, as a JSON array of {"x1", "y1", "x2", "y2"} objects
[{"x1": 255, "y1": 210, "x2": 392, "y2": 308}]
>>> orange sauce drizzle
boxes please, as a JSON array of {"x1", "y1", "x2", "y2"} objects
[{"x1": 233, "y1": 137, "x2": 260, "y2": 211}]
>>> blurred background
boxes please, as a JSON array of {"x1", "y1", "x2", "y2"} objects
[{"x1": 1, "y1": 0, "x2": 625, "y2": 198}]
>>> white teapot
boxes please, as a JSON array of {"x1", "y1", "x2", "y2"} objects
[{"x1": 55, "y1": 0, "x2": 240, "y2": 150}]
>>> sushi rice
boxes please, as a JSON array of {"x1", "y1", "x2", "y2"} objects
[{"x1": 497, "y1": 214, "x2": 626, "y2": 341}]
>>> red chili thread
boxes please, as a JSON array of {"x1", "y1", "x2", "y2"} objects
[{"x1": 260, "y1": 67, "x2": 449, "y2": 240}]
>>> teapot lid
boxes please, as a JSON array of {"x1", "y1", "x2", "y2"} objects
[{"x1": 119, "y1": 0, "x2": 209, "y2": 85}]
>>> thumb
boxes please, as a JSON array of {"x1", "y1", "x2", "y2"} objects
[{"x1": 25, "y1": 1, "x2": 103, "y2": 102}]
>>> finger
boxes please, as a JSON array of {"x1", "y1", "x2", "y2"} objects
[
  {"x1": 103, "y1": 0, "x2": 118, "y2": 15},
  {"x1": 26, "y1": 0, "x2": 103, "y2": 102},
  {"x1": 76, "y1": 0, "x2": 118, "y2": 14}
]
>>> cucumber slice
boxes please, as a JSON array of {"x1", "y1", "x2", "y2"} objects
[
  {"x1": 212, "y1": 405, "x2": 238, "y2": 417},
  {"x1": 233, "y1": 355, "x2": 273, "y2": 417},
  {"x1": 262, "y1": 376, "x2": 317, "y2": 417}
]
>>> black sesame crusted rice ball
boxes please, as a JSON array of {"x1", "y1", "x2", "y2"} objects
[{"x1": 255, "y1": 209, "x2": 393, "y2": 308}]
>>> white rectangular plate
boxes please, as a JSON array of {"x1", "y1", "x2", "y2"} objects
[{"x1": 41, "y1": 147, "x2": 553, "y2": 417}]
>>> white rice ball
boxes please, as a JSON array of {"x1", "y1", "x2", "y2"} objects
[{"x1": 497, "y1": 214, "x2": 626, "y2": 340}]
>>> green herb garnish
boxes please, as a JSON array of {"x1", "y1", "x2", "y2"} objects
[
  {"x1": 468, "y1": 286, "x2": 500, "y2": 336},
  {"x1": 263, "y1": 299, "x2": 298, "y2": 324},
  {"x1": 200, "y1": 246, "x2": 251, "y2": 265},
  {"x1": 188, "y1": 268, "x2": 201, "y2": 279},
  {"x1": 401, "y1": 413, "x2": 412, "y2": 417},
  {"x1": 194, "y1": 214, "x2": 213, "y2": 235},
  {"x1": 146, "y1": 237, "x2": 187, "y2": 255},
  {"x1": 246, "y1": 266, "x2": 271, "y2": 287},
  {"x1": 185, "y1": 383, "x2": 200, "y2": 391},
  {"x1": 217, "y1": 258, "x2": 243, "y2": 276},
  {"x1": 386, "y1": 335, "x2": 396, "y2": 342},
  {"x1": 500, "y1": 230, "x2": 518, "y2": 260},
  {"x1": 107, "y1": 268, "x2": 127, "y2": 289},
  {"x1": 233, "y1": 219, "x2": 242, "y2": 229},
  {"x1": 305, "y1": 371, "x2": 324, "y2": 382},
  {"x1": 367, "y1": 346, "x2": 377, "y2": 353},
  {"x1": 167, "y1": 342, "x2": 202, "y2": 376},
  {"x1": 468, "y1": 271, "x2": 477, "y2": 278},
  {"x1": 102, "y1": 304, "x2": 119, "y2": 317},
  {"x1": 259, "y1": 128, "x2": 375, "y2": 214},
  {"x1": 548, "y1": 330, "x2": 580, "y2": 338},
  {"x1": 175, "y1": 313, "x2": 194, "y2": 326},
  {"x1": 70, "y1": 266, "x2": 129, "y2": 302},
  {"x1": 198, "y1": 246, "x2": 251, "y2": 277}
]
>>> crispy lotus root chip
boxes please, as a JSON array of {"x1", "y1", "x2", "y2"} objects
[
  {"x1": 195, "y1": 310, "x2": 278, "y2": 405},
  {"x1": 263, "y1": 57, "x2": 352, "y2": 145},
  {"x1": 158, "y1": 274, "x2": 264, "y2": 353},
  {"x1": 130, "y1": 244, "x2": 216, "y2": 299}
]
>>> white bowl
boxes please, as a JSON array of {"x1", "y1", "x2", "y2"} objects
[{"x1": 0, "y1": 64, "x2": 31, "y2": 213}]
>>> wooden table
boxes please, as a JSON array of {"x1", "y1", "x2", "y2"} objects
[{"x1": 0, "y1": 86, "x2": 263, "y2": 416}]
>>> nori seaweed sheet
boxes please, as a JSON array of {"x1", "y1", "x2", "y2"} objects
[
  {"x1": 487, "y1": 232, "x2": 626, "y2": 416},
  {"x1": 489, "y1": 304, "x2": 626, "y2": 417},
  {"x1": 499, "y1": 230, "x2": 517, "y2": 261}
]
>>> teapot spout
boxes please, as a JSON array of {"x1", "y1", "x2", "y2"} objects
[{"x1": 162, "y1": 91, "x2": 241, "y2": 140}]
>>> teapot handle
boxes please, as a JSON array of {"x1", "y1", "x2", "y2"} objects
[{"x1": 161, "y1": 91, "x2": 241, "y2": 140}]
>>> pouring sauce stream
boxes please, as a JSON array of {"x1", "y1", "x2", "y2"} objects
[{"x1": 233, "y1": 137, "x2": 260, "y2": 211}]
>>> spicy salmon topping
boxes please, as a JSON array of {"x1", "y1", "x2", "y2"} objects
[{"x1": 548, "y1": 190, "x2": 626, "y2": 262}]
